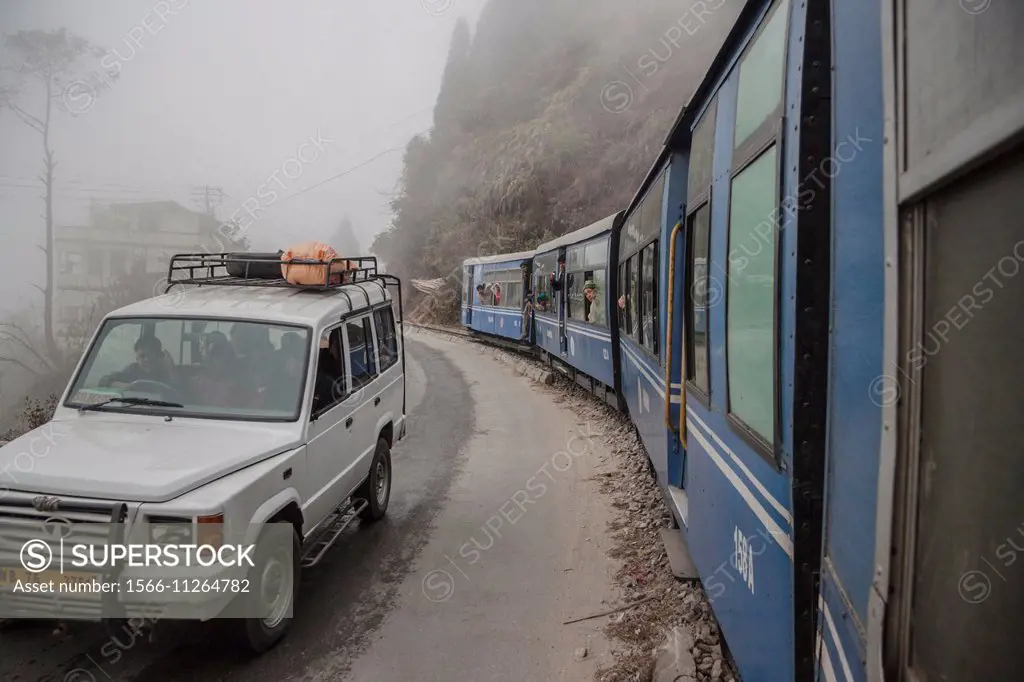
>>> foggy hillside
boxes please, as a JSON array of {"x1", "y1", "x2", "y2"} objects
[{"x1": 374, "y1": 0, "x2": 743, "y2": 320}]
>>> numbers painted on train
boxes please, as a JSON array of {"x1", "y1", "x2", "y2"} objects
[{"x1": 733, "y1": 527, "x2": 755, "y2": 594}]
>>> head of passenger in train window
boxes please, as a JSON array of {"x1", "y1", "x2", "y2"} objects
[{"x1": 584, "y1": 280, "x2": 597, "y2": 303}]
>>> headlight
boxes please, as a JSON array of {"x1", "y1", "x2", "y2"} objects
[{"x1": 148, "y1": 516, "x2": 193, "y2": 544}]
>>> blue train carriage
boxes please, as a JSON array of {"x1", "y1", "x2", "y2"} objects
[
  {"x1": 630, "y1": 0, "x2": 839, "y2": 678},
  {"x1": 531, "y1": 213, "x2": 623, "y2": 408},
  {"x1": 461, "y1": 250, "x2": 535, "y2": 342}
]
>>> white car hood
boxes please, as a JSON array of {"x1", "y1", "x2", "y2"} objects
[{"x1": 0, "y1": 415, "x2": 302, "y2": 503}]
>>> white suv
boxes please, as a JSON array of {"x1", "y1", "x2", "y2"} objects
[{"x1": 0, "y1": 254, "x2": 406, "y2": 652}]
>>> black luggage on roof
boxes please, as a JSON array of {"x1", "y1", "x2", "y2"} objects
[{"x1": 224, "y1": 251, "x2": 284, "y2": 280}]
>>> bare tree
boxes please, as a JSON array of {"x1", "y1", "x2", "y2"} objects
[{"x1": 0, "y1": 28, "x2": 116, "y2": 366}]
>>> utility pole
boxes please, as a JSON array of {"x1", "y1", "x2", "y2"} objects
[{"x1": 190, "y1": 185, "x2": 224, "y2": 218}]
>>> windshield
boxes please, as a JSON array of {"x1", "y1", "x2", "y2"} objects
[{"x1": 65, "y1": 317, "x2": 311, "y2": 421}]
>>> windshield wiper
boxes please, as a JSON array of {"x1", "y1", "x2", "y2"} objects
[{"x1": 79, "y1": 397, "x2": 185, "y2": 412}]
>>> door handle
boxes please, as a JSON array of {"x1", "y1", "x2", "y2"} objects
[
  {"x1": 345, "y1": 417, "x2": 354, "y2": 428},
  {"x1": 374, "y1": 396, "x2": 381, "y2": 406}
]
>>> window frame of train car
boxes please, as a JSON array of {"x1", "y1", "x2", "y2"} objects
[
  {"x1": 565, "y1": 236, "x2": 609, "y2": 327},
  {"x1": 684, "y1": 94, "x2": 719, "y2": 409},
  {"x1": 618, "y1": 168, "x2": 666, "y2": 362},
  {"x1": 533, "y1": 251, "x2": 559, "y2": 318},
  {"x1": 721, "y1": 0, "x2": 791, "y2": 468}
]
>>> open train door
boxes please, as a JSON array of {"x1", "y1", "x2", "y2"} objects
[
  {"x1": 462, "y1": 264, "x2": 474, "y2": 327},
  {"x1": 557, "y1": 249, "x2": 569, "y2": 356}
]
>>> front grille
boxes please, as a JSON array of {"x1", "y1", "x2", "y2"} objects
[{"x1": 0, "y1": 493, "x2": 131, "y2": 568}]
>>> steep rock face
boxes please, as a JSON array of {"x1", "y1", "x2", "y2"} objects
[{"x1": 375, "y1": 0, "x2": 742, "y2": 321}]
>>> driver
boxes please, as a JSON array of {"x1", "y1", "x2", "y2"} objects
[{"x1": 103, "y1": 336, "x2": 172, "y2": 388}]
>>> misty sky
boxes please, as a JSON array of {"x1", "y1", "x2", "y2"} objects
[{"x1": 0, "y1": 0, "x2": 484, "y2": 316}]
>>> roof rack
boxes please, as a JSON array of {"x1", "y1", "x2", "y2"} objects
[{"x1": 165, "y1": 252, "x2": 381, "y2": 292}]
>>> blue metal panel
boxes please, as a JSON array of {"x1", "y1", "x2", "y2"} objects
[
  {"x1": 564, "y1": 322, "x2": 614, "y2": 386},
  {"x1": 621, "y1": 339, "x2": 669, "y2": 484},
  {"x1": 664, "y1": 151, "x2": 689, "y2": 488},
  {"x1": 821, "y1": 0, "x2": 886, "y2": 652},
  {"x1": 685, "y1": 403, "x2": 795, "y2": 681},
  {"x1": 680, "y1": 1, "x2": 796, "y2": 678},
  {"x1": 471, "y1": 305, "x2": 524, "y2": 340},
  {"x1": 817, "y1": 569, "x2": 865, "y2": 682},
  {"x1": 708, "y1": 66, "x2": 737, "y2": 413},
  {"x1": 777, "y1": 0, "x2": 803, "y2": 476},
  {"x1": 534, "y1": 313, "x2": 560, "y2": 355}
]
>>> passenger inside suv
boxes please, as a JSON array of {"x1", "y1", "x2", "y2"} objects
[
  {"x1": 102, "y1": 336, "x2": 174, "y2": 388},
  {"x1": 312, "y1": 329, "x2": 344, "y2": 413}
]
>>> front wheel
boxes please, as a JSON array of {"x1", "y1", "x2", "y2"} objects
[
  {"x1": 355, "y1": 438, "x2": 392, "y2": 522},
  {"x1": 234, "y1": 523, "x2": 300, "y2": 654}
]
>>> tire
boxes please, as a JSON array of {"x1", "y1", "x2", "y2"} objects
[
  {"x1": 355, "y1": 438, "x2": 392, "y2": 522},
  {"x1": 235, "y1": 522, "x2": 300, "y2": 654}
]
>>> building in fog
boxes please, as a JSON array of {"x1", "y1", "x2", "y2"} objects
[{"x1": 54, "y1": 201, "x2": 222, "y2": 339}]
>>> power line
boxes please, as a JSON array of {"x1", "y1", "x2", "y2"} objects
[{"x1": 272, "y1": 133, "x2": 429, "y2": 208}]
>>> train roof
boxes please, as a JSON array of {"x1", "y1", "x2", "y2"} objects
[
  {"x1": 533, "y1": 212, "x2": 620, "y2": 255},
  {"x1": 462, "y1": 249, "x2": 536, "y2": 267}
]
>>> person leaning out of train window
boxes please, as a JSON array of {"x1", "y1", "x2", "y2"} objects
[
  {"x1": 584, "y1": 280, "x2": 602, "y2": 324},
  {"x1": 549, "y1": 256, "x2": 567, "y2": 291},
  {"x1": 475, "y1": 283, "x2": 486, "y2": 305},
  {"x1": 493, "y1": 283, "x2": 501, "y2": 306}
]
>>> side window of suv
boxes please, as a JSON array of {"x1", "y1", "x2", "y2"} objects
[
  {"x1": 312, "y1": 327, "x2": 346, "y2": 417},
  {"x1": 374, "y1": 306, "x2": 399, "y2": 372},
  {"x1": 346, "y1": 317, "x2": 378, "y2": 390}
]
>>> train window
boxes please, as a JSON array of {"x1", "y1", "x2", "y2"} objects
[
  {"x1": 567, "y1": 245, "x2": 585, "y2": 271},
  {"x1": 733, "y1": 0, "x2": 789, "y2": 150},
  {"x1": 686, "y1": 204, "x2": 711, "y2": 395},
  {"x1": 628, "y1": 254, "x2": 640, "y2": 341},
  {"x1": 618, "y1": 260, "x2": 635, "y2": 338},
  {"x1": 640, "y1": 241, "x2": 659, "y2": 356},
  {"x1": 726, "y1": 144, "x2": 778, "y2": 445},
  {"x1": 688, "y1": 97, "x2": 718, "y2": 203},
  {"x1": 622, "y1": 211, "x2": 640, "y2": 258},
  {"x1": 567, "y1": 273, "x2": 584, "y2": 321},
  {"x1": 567, "y1": 269, "x2": 607, "y2": 326},
  {"x1": 505, "y1": 279, "x2": 522, "y2": 309},
  {"x1": 588, "y1": 269, "x2": 607, "y2": 327},
  {"x1": 584, "y1": 240, "x2": 606, "y2": 268},
  {"x1": 640, "y1": 171, "x2": 666, "y2": 242}
]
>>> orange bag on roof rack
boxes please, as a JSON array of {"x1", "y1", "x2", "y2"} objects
[{"x1": 280, "y1": 241, "x2": 353, "y2": 286}]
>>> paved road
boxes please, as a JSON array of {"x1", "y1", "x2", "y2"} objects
[{"x1": 0, "y1": 332, "x2": 619, "y2": 682}]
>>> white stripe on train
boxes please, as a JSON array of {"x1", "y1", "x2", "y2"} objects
[
  {"x1": 819, "y1": 595, "x2": 854, "y2": 682},
  {"x1": 686, "y1": 408, "x2": 793, "y2": 526},
  {"x1": 685, "y1": 418, "x2": 794, "y2": 559}
]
